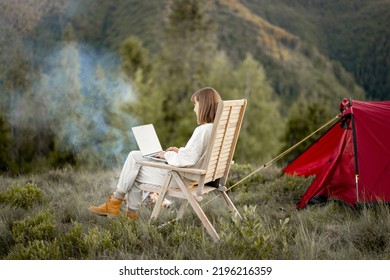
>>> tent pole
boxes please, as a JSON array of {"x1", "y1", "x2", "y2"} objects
[{"x1": 350, "y1": 98, "x2": 360, "y2": 203}]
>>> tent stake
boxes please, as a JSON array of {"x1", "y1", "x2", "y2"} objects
[{"x1": 355, "y1": 175, "x2": 359, "y2": 203}]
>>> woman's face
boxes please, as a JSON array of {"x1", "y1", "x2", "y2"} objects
[{"x1": 193, "y1": 100, "x2": 199, "y2": 119}]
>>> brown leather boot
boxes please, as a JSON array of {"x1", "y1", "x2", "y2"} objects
[
  {"x1": 126, "y1": 212, "x2": 138, "y2": 220},
  {"x1": 88, "y1": 195, "x2": 123, "y2": 217},
  {"x1": 120, "y1": 195, "x2": 137, "y2": 219}
]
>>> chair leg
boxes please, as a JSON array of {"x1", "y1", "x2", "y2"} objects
[
  {"x1": 220, "y1": 191, "x2": 242, "y2": 220},
  {"x1": 150, "y1": 173, "x2": 172, "y2": 221},
  {"x1": 171, "y1": 172, "x2": 220, "y2": 242},
  {"x1": 177, "y1": 200, "x2": 189, "y2": 220}
]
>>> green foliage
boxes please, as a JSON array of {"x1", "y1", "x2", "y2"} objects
[
  {"x1": 0, "y1": 115, "x2": 13, "y2": 173},
  {"x1": 1, "y1": 168, "x2": 390, "y2": 260},
  {"x1": 280, "y1": 98, "x2": 334, "y2": 163},
  {"x1": 219, "y1": 205, "x2": 293, "y2": 259},
  {"x1": 226, "y1": 163, "x2": 256, "y2": 190},
  {"x1": 201, "y1": 52, "x2": 286, "y2": 163},
  {"x1": 120, "y1": 36, "x2": 150, "y2": 79},
  {"x1": 0, "y1": 182, "x2": 43, "y2": 209},
  {"x1": 107, "y1": 217, "x2": 139, "y2": 248},
  {"x1": 55, "y1": 221, "x2": 89, "y2": 259},
  {"x1": 49, "y1": 150, "x2": 78, "y2": 169},
  {"x1": 219, "y1": 205, "x2": 273, "y2": 259},
  {"x1": 11, "y1": 210, "x2": 56, "y2": 244},
  {"x1": 231, "y1": 54, "x2": 284, "y2": 163},
  {"x1": 6, "y1": 240, "x2": 61, "y2": 260},
  {"x1": 156, "y1": 0, "x2": 218, "y2": 146},
  {"x1": 123, "y1": 0, "x2": 219, "y2": 147},
  {"x1": 240, "y1": 0, "x2": 388, "y2": 101},
  {"x1": 0, "y1": 220, "x2": 14, "y2": 258},
  {"x1": 83, "y1": 226, "x2": 115, "y2": 256}
]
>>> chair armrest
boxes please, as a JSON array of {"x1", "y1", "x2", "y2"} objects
[{"x1": 138, "y1": 160, "x2": 206, "y2": 175}]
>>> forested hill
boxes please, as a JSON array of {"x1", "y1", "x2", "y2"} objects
[
  {"x1": 61, "y1": 0, "x2": 388, "y2": 102},
  {"x1": 237, "y1": 0, "x2": 390, "y2": 101}
]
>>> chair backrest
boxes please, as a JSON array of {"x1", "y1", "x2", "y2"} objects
[{"x1": 202, "y1": 99, "x2": 247, "y2": 186}]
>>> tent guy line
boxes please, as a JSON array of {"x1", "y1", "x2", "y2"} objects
[{"x1": 202, "y1": 113, "x2": 342, "y2": 208}]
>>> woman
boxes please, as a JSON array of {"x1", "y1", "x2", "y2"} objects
[{"x1": 89, "y1": 87, "x2": 222, "y2": 219}]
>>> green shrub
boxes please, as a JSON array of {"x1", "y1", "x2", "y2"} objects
[
  {"x1": 219, "y1": 205, "x2": 292, "y2": 259},
  {"x1": 56, "y1": 221, "x2": 88, "y2": 259},
  {"x1": 84, "y1": 226, "x2": 115, "y2": 256},
  {"x1": 11, "y1": 210, "x2": 56, "y2": 244},
  {"x1": 108, "y1": 217, "x2": 139, "y2": 248},
  {"x1": 219, "y1": 205, "x2": 273, "y2": 259},
  {"x1": 227, "y1": 164, "x2": 261, "y2": 192},
  {"x1": 0, "y1": 221, "x2": 14, "y2": 258},
  {"x1": 6, "y1": 240, "x2": 61, "y2": 260},
  {"x1": 0, "y1": 182, "x2": 43, "y2": 209}
]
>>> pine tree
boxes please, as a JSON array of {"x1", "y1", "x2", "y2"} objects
[
  {"x1": 280, "y1": 98, "x2": 333, "y2": 164},
  {"x1": 120, "y1": 36, "x2": 149, "y2": 80},
  {"x1": 150, "y1": 0, "x2": 218, "y2": 145},
  {"x1": 123, "y1": 0, "x2": 218, "y2": 147},
  {"x1": 232, "y1": 54, "x2": 284, "y2": 163}
]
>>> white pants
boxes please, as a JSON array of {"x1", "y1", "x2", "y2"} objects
[{"x1": 116, "y1": 151, "x2": 167, "y2": 210}]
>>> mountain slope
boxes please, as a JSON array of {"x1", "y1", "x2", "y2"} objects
[
  {"x1": 33, "y1": 0, "x2": 367, "y2": 110},
  {"x1": 212, "y1": 0, "x2": 365, "y2": 110},
  {"x1": 237, "y1": 0, "x2": 390, "y2": 100},
  {"x1": 217, "y1": 0, "x2": 299, "y2": 62}
]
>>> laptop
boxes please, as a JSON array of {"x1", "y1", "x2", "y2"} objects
[{"x1": 131, "y1": 124, "x2": 167, "y2": 163}]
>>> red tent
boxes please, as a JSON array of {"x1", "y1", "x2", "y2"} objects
[{"x1": 284, "y1": 98, "x2": 390, "y2": 208}]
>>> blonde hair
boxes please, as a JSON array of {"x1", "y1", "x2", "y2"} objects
[{"x1": 191, "y1": 87, "x2": 222, "y2": 124}]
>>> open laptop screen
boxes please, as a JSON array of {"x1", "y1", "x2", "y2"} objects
[{"x1": 131, "y1": 124, "x2": 166, "y2": 162}]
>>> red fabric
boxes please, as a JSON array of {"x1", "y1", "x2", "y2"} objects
[
  {"x1": 284, "y1": 99, "x2": 390, "y2": 208},
  {"x1": 283, "y1": 123, "x2": 346, "y2": 177},
  {"x1": 352, "y1": 101, "x2": 390, "y2": 202}
]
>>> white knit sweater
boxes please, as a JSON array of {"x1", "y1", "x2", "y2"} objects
[{"x1": 164, "y1": 123, "x2": 213, "y2": 170}]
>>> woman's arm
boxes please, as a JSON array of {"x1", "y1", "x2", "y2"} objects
[{"x1": 163, "y1": 124, "x2": 212, "y2": 167}]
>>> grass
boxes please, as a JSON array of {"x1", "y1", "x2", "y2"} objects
[{"x1": 1, "y1": 164, "x2": 390, "y2": 260}]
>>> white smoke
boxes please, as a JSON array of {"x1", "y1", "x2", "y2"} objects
[{"x1": 7, "y1": 42, "x2": 138, "y2": 167}]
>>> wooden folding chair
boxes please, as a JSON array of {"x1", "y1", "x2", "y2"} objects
[{"x1": 138, "y1": 99, "x2": 247, "y2": 241}]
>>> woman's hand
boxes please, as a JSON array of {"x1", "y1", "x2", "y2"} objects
[
  {"x1": 154, "y1": 147, "x2": 178, "y2": 159},
  {"x1": 155, "y1": 151, "x2": 166, "y2": 158},
  {"x1": 166, "y1": 147, "x2": 179, "y2": 153}
]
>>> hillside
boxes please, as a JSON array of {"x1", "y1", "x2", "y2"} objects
[
  {"x1": 212, "y1": 0, "x2": 365, "y2": 110},
  {"x1": 4, "y1": 0, "x2": 385, "y2": 105},
  {"x1": 238, "y1": 0, "x2": 390, "y2": 101},
  {"x1": 59, "y1": 0, "x2": 366, "y2": 109}
]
